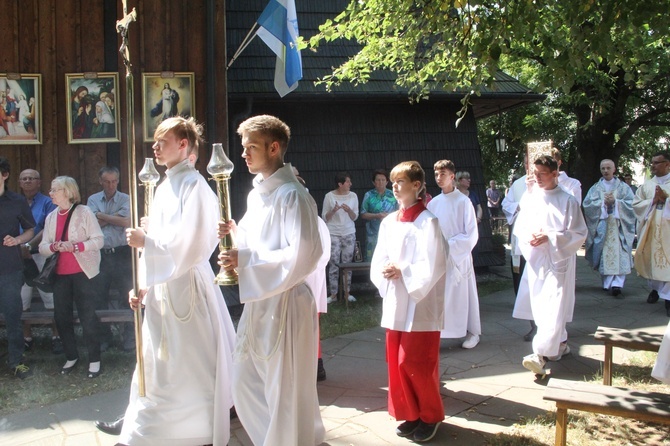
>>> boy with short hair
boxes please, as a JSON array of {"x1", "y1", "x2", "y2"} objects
[
  {"x1": 427, "y1": 160, "x2": 481, "y2": 348},
  {"x1": 371, "y1": 160, "x2": 448, "y2": 443}
]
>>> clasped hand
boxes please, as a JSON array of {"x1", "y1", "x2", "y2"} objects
[
  {"x1": 530, "y1": 231, "x2": 548, "y2": 247},
  {"x1": 382, "y1": 263, "x2": 401, "y2": 280}
]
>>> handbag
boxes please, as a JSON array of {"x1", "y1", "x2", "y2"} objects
[
  {"x1": 23, "y1": 257, "x2": 40, "y2": 286},
  {"x1": 33, "y1": 204, "x2": 77, "y2": 292}
]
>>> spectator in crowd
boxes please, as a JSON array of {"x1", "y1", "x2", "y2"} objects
[
  {"x1": 18, "y1": 168, "x2": 61, "y2": 353},
  {"x1": 428, "y1": 160, "x2": 481, "y2": 349},
  {"x1": 633, "y1": 151, "x2": 670, "y2": 316},
  {"x1": 40, "y1": 176, "x2": 104, "y2": 378},
  {"x1": 323, "y1": 171, "x2": 359, "y2": 303},
  {"x1": 583, "y1": 159, "x2": 636, "y2": 297},
  {"x1": 623, "y1": 173, "x2": 638, "y2": 194},
  {"x1": 360, "y1": 169, "x2": 397, "y2": 261},
  {"x1": 486, "y1": 180, "x2": 502, "y2": 218},
  {"x1": 371, "y1": 160, "x2": 447, "y2": 443},
  {"x1": 87, "y1": 166, "x2": 134, "y2": 352},
  {"x1": 218, "y1": 114, "x2": 325, "y2": 445},
  {"x1": 512, "y1": 155, "x2": 587, "y2": 375},
  {"x1": 0, "y1": 157, "x2": 36, "y2": 379},
  {"x1": 456, "y1": 171, "x2": 482, "y2": 224}
]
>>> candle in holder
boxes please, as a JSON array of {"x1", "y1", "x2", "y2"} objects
[{"x1": 207, "y1": 143, "x2": 238, "y2": 286}]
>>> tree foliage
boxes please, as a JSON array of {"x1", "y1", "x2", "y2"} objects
[{"x1": 310, "y1": 0, "x2": 670, "y2": 187}]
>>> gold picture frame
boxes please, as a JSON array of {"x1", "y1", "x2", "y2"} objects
[
  {"x1": 0, "y1": 73, "x2": 42, "y2": 145},
  {"x1": 142, "y1": 72, "x2": 195, "y2": 142},
  {"x1": 526, "y1": 141, "x2": 553, "y2": 176},
  {"x1": 66, "y1": 72, "x2": 120, "y2": 144}
]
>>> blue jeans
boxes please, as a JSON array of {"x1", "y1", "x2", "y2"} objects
[{"x1": 0, "y1": 270, "x2": 25, "y2": 368}]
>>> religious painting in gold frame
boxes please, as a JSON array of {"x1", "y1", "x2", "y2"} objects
[
  {"x1": 66, "y1": 72, "x2": 120, "y2": 144},
  {"x1": 0, "y1": 73, "x2": 42, "y2": 145},
  {"x1": 142, "y1": 72, "x2": 195, "y2": 142},
  {"x1": 526, "y1": 141, "x2": 553, "y2": 177}
]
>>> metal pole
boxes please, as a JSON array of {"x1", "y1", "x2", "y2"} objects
[{"x1": 116, "y1": 0, "x2": 145, "y2": 397}]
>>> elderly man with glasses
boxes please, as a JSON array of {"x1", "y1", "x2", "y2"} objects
[
  {"x1": 18, "y1": 169, "x2": 61, "y2": 353},
  {"x1": 634, "y1": 151, "x2": 670, "y2": 315}
]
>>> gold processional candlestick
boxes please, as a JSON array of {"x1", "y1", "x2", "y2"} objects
[
  {"x1": 207, "y1": 143, "x2": 238, "y2": 286},
  {"x1": 139, "y1": 158, "x2": 160, "y2": 216}
]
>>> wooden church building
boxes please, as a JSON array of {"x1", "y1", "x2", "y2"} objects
[{"x1": 1, "y1": 0, "x2": 543, "y2": 267}]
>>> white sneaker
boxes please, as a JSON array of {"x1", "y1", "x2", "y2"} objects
[
  {"x1": 326, "y1": 295, "x2": 337, "y2": 304},
  {"x1": 522, "y1": 354, "x2": 547, "y2": 374},
  {"x1": 461, "y1": 333, "x2": 480, "y2": 349},
  {"x1": 547, "y1": 343, "x2": 571, "y2": 361},
  {"x1": 347, "y1": 295, "x2": 357, "y2": 302}
]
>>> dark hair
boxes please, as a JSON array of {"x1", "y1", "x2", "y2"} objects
[
  {"x1": 653, "y1": 151, "x2": 670, "y2": 162},
  {"x1": 0, "y1": 156, "x2": 10, "y2": 177},
  {"x1": 434, "y1": 159, "x2": 455, "y2": 172},
  {"x1": 534, "y1": 154, "x2": 558, "y2": 172},
  {"x1": 334, "y1": 171, "x2": 350, "y2": 187},
  {"x1": 371, "y1": 169, "x2": 388, "y2": 182}
]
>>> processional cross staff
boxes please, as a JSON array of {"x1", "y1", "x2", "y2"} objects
[{"x1": 116, "y1": 0, "x2": 146, "y2": 397}]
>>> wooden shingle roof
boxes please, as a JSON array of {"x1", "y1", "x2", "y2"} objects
[{"x1": 226, "y1": 0, "x2": 544, "y2": 116}]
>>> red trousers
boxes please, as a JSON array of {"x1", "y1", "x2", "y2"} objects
[{"x1": 386, "y1": 329, "x2": 444, "y2": 423}]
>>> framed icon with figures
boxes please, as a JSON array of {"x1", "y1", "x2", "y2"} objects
[{"x1": 0, "y1": 73, "x2": 42, "y2": 145}]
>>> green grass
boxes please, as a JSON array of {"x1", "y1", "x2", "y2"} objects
[{"x1": 0, "y1": 332, "x2": 136, "y2": 416}]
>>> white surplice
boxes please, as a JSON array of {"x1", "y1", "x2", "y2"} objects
[
  {"x1": 633, "y1": 174, "x2": 670, "y2": 299},
  {"x1": 119, "y1": 160, "x2": 236, "y2": 446},
  {"x1": 558, "y1": 171, "x2": 582, "y2": 204},
  {"x1": 512, "y1": 186, "x2": 587, "y2": 358},
  {"x1": 371, "y1": 209, "x2": 448, "y2": 332},
  {"x1": 427, "y1": 190, "x2": 480, "y2": 338},
  {"x1": 306, "y1": 217, "x2": 331, "y2": 314},
  {"x1": 233, "y1": 164, "x2": 325, "y2": 446}
]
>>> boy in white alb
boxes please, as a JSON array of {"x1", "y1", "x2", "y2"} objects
[{"x1": 427, "y1": 159, "x2": 481, "y2": 348}]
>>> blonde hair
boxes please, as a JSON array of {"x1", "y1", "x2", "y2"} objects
[
  {"x1": 154, "y1": 116, "x2": 204, "y2": 157},
  {"x1": 52, "y1": 176, "x2": 81, "y2": 204},
  {"x1": 390, "y1": 161, "x2": 426, "y2": 200},
  {"x1": 237, "y1": 115, "x2": 291, "y2": 155}
]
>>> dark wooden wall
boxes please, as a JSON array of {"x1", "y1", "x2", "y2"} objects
[
  {"x1": 0, "y1": 0, "x2": 227, "y2": 203},
  {"x1": 227, "y1": 99, "x2": 500, "y2": 266}
]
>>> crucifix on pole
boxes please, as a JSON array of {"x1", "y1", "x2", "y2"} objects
[{"x1": 116, "y1": 0, "x2": 146, "y2": 397}]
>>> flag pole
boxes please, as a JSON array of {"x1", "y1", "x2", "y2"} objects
[{"x1": 227, "y1": 22, "x2": 259, "y2": 70}]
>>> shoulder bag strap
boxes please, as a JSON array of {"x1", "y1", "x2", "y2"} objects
[{"x1": 58, "y1": 203, "x2": 78, "y2": 242}]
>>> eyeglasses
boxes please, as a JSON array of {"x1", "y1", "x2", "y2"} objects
[
  {"x1": 20, "y1": 177, "x2": 39, "y2": 181},
  {"x1": 49, "y1": 188, "x2": 64, "y2": 193}
]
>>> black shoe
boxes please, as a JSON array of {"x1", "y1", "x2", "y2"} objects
[
  {"x1": 88, "y1": 368, "x2": 102, "y2": 379},
  {"x1": 13, "y1": 363, "x2": 33, "y2": 380},
  {"x1": 24, "y1": 338, "x2": 34, "y2": 351},
  {"x1": 52, "y1": 337, "x2": 64, "y2": 355},
  {"x1": 665, "y1": 300, "x2": 670, "y2": 317},
  {"x1": 61, "y1": 359, "x2": 79, "y2": 375},
  {"x1": 395, "y1": 419, "x2": 420, "y2": 437},
  {"x1": 95, "y1": 417, "x2": 124, "y2": 436},
  {"x1": 611, "y1": 287, "x2": 622, "y2": 298},
  {"x1": 648, "y1": 290, "x2": 660, "y2": 303},
  {"x1": 317, "y1": 358, "x2": 326, "y2": 382},
  {"x1": 413, "y1": 421, "x2": 440, "y2": 442}
]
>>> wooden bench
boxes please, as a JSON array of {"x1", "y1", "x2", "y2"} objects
[
  {"x1": 594, "y1": 326, "x2": 663, "y2": 385},
  {"x1": 336, "y1": 261, "x2": 371, "y2": 309},
  {"x1": 544, "y1": 378, "x2": 670, "y2": 446},
  {"x1": 0, "y1": 309, "x2": 134, "y2": 325}
]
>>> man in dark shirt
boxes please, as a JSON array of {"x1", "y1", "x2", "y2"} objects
[{"x1": 0, "y1": 157, "x2": 36, "y2": 379}]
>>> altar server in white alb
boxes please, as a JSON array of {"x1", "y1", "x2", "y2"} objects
[
  {"x1": 371, "y1": 161, "x2": 448, "y2": 443},
  {"x1": 217, "y1": 115, "x2": 325, "y2": 446},
  {"x1": 512, "y1": 155, "x2": 587, "y2": 375},
  {"x1": 427, "y1": 159, "x2": 481, "y2": 349},
  {"x1": 121, "y1": 117, "x2": 236, "y2": 446},
  {"x1": 583, "y1": 159, "x2": 636, "y2": 297},
  {"x1": 551, "y1": 148, "x2": 582, "y2": 203},
  {"x1": 633, "y1": 150, "x2": 670, "y2": 316}
]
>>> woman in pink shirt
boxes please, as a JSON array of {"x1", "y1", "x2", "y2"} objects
[{"x1": 40, "y1": 176, "x2": 104, "y2": 378}]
